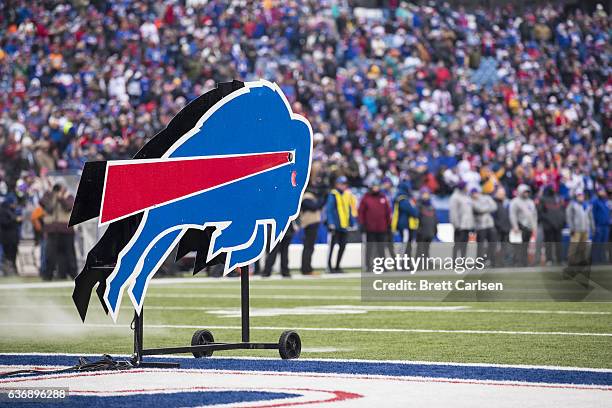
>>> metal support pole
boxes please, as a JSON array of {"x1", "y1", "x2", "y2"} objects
[
  {"x1": 241, "y1": 267, "x2": 250, "y2": 342},
  {"x1": 132, "y1": 309, "x2": 143, "y2": 364}
]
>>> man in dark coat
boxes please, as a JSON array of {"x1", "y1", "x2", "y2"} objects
[
  {"x1": 262, "y1": 223, "x2": 295, "y2": 278},
  {"x1": 415, "y1": 188, "x2": 438, "y2": 259},
  {"x1": 359, "y1": 180, "x2": 392, "y2": 271},
  {"x1": 299, "y1": 184, "x2": 325, "y2": 275},
  {"x1": 538, "y1": 185, "x2": 566, "y2": 264},
  {"x1": 493, "y1": 188, "x2": 511, "y2": 242},
  {"x1": 0, "y1": 194, "x2": 22, "y2": 275},
  {"x1": 493, "y1": 187, "x2": 512, "y2": 266}
]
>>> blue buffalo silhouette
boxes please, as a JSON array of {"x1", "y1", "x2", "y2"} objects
[{"x1": 103, "y1": 81, "x2": 312, "y2": 321}]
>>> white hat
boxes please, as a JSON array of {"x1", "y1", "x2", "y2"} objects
[{"x1": 517, "y1": 184, "x2": 530, "y2": 194}]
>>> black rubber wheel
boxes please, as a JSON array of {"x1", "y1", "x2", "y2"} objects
[
  {"x1": 191, "y1": 329, "x2": 214, "y2": 358},
  {"x1": 278, "y1": 330, "x2": 301, "y2": 359}
]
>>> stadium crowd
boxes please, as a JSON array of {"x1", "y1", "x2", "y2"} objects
[{"x1": 0, "y1": 1, "x2": 610, "y2": 277}]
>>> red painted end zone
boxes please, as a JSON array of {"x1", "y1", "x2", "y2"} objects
[{"x1": 100, "y1": 151, "x2": 291, "y2": 223}]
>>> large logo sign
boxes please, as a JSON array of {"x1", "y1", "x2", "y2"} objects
[{"x1": 70, "y1": 80, "x2": 313, "y2": 321}]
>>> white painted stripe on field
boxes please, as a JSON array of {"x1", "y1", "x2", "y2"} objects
[
  {"x1": 0, "y1": 281, "x2": 75, "y2": 290},
  {"x1": 301, "y1": 347, "x2": 355, "y2": 353},
  {"x1": 150, "y1": 284, "x2": 362, "y2": 291},
  {"x1": 0, "y1": 292, "x2": 362, "y2": 300},
  {"x1": 203, "y1": 305, "x2": 471, "y2": 317},
  {"x1": 0, "y1": 322, "x2": 610, "y2": 337},
  {"x1": 3, "y1": 352, "x2": 612, "y2": 373},
  {"x1": 316, "y1": 305, "x2": 612, "y2": 315},
  {"x1": 0, "y1": 273, "x2": 362, "y2": 290},
  {"x1": 0, "y1": 303, "x2": 610, "y2": 316},
  {"x1": 463, "y1": 309, "x2": 612, "y2": 315}
]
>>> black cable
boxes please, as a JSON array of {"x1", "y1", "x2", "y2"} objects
[
  {"x1": 0, "y1": 366, "x2": 77, "y2": 378},
  {"x1": 0, "y1": 354, "x2": 134, "y2": 378}
]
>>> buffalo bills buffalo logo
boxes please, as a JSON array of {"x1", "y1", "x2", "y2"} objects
[{"x1": 70, "y1": 80, "x2": 313, "y2": 321}]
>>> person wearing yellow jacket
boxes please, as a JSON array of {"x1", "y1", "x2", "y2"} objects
[
  {"x1": 325, "y1": 176, "x2": 357, "y2": 273},
  {"x1": 391, "y1": 181, "x2": 419, "y2": 256}
]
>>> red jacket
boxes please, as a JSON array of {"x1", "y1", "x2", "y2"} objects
[{"x1": 358, "y1": 191, "x2": 391, "y2": 233}]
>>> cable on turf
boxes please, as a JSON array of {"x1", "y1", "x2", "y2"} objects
[{"x1": 0, "y1": 354, "x2": 133, "y2": 378}]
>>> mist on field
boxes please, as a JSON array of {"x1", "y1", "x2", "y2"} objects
[
  {"x1": 0, "y1": 286, "x2": 175, "y2": 345},
  {"x1": 0, "y1": 290, "x2": 88, "y2": 338}
]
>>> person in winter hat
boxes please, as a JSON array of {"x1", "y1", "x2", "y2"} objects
[
  {"x1": 509, "y1": 184, "x2": 538, "y2": 266},
  {"x1": 493, "y1": 187, "x2": 512, "y2": 266},
  {"x1": 391, "y1": 180, "x2": 419, "y2": 256},
  {"x1": 299, "y1": 182, "x2": 325, "y2": 275},
  {"x1": 538, "y1": 185, "x2": 566, "y2": 264},
  {"x1": 359, "y1": 179, "x2": 392, "y2": 271},
  {"x1": 449, "y1": 180, "x2": 474, "y2": 258},
  {"x1": 415, "y1": 187, "x2": 438, "y2": 259},
  {"x1": 472, "y1": 186, "x2": 498, "y2": 263},
  {"x1": 566, "y1": 190, "x2": 590, "y2": 266}
]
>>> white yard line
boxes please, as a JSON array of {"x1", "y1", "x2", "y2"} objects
[
  {"x1": 149, "y1": 285, "x2": 362, "y2": 291},
  {"x1": 0, "y1": 292, "x2": 362, "y2": 300},
  {"x1": 0, "y1": 303, "x2": 609, "y2": 316},
  {"x1": 462, "y1": 309, "x2": 612, "y2": 315},
  {"x1": 9, "y1": 290, "x2": 610, "y2": 303},
  {"x1": 0, "y1": 273, "x2": 363, "y2": 290},
  {"x1": 0, "y1": 322, "x2": 610, "y2": 337}
]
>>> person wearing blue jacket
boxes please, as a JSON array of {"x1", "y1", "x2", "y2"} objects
[
  {"x1": 591, "y1": 186, "x2": 611, "y2": 264},
  {"x1": 326, "y1": 176, "x2": 357, "y2": 273},
  {"x1": 391, "y1": 180, "x2": 419, "y2": 257}
]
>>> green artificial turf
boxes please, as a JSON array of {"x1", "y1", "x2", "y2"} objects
[{"x1": 0, "y1": 274, "x2": 611, "y2": 368}]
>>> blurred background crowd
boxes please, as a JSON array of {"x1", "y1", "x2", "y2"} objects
[{"x1": 0, "y1": 0, "x2": 610, "y2": 278}]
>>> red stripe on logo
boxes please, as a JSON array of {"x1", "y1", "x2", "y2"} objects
[{"x1": 100, "y1": 151, "x2": 291, "y2": 223}]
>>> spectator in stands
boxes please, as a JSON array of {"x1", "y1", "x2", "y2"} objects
[
  {"x1": 358, "y1": 180, "x2": 391, "y2": 270},
  {"x1": 299, "y1": 184, "x2": 324, "y2": 275},
  {"x1": 380, "y1": 177, "x2": 395, "y2": 203},
  {"x1": 480, "y1": 165, "x2": 502, "y2": 195},
  {"x1": 415, "y1": 188, "x2": 438, "y2": 259},
  {"x1": 538, "y1": 185, "x2": 567, "y2": 265},
  {"x1": 510, "y1": 184, "x2": 538, "y2": 266},
  {"x1": 40, "y1": 184, "x2": 76, "y2": 280},
  {"x1": 0, "y1": 194, "x2": 21, "y2": 275},
  {"x1": 0, "y1": 1, "x2": 609, "y2": 275},
  {"x1": 30, "y1": 205, "x2": 45, "y2": 245},
  {"x1": 449, "y1": 181, "x2": 474, "y2": 258},
  {"x1": 590, "y1": 186, "x2": 610, "y2": 264},
  {"x1": 326, "y1": 176, "x2": 356, "y2": 273},
  {"x1": 391, "y1": 180, "x2": 418, "y2": 257},
  {"x1": 472, "y1": 187, "x2": 498, "y2": 263}
]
